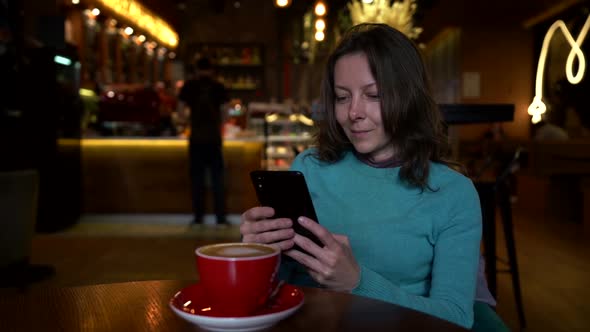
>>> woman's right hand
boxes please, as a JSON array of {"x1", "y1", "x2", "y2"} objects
[{"x1": 240, "y1": 206, "x2": 296, "y2": 251}]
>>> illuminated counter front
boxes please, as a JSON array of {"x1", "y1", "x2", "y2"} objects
[{"x1": 78, "y1": 138, "x2": 263, "y2": 214}]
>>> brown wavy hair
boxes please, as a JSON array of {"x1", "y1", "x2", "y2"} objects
[{"x1": 314, "y1": 23, "x2": 461, "y2": 190}]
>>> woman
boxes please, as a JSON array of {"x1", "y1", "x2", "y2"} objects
[{"x1": 241, "y1": 23, "x2": 483, "y2": 329}]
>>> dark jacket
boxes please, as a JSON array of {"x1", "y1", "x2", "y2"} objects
[{"x1": 178, "y1": 77, "x2": 228, "y2": 143}]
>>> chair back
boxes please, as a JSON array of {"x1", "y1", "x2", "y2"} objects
[{"x1": 0, "y1": 170, "x2": 39, "y2": 267}]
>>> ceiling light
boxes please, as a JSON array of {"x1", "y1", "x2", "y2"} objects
[
  {"x1": 314, "y1": 2, "x2": 326, "y2": 16},
  {"x1": 314, "y1": 31, "x2": 325, "y2": 41},
  {"x1": 315, "y1": 19, "x2": 326, "y2": 31},
  {"x1": 275, "y1": 0, "x2": 292, "y2": 8}
]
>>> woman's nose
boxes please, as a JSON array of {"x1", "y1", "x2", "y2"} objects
[{"x1": 349, "y1": 98, "x2": 366, "y2": 120}]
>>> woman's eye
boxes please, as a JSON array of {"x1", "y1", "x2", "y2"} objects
[
  {"x1": 366, "y1": 93, "x2": 380, "y2": 100},
  {"x1": 335, "y1": 96, "x2": 349, "y2": 103}
]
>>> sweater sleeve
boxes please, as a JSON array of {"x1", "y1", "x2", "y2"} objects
[
  {"x1": 352, "y1": 180, "x2": 482, "y2": 329},
  {"x1": 292, "y1": 151, "x2": 481, "y2": 328}
]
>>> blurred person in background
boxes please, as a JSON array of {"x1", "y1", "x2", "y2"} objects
[{"x1": 177, "y1": 57, "x2": 228, "y2": 226}]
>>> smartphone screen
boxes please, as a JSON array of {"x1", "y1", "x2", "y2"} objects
[{"x1": 250, "y1": 170, "x2": 323, "y2": 250}]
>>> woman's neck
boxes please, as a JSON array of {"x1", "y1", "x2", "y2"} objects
[{"x1": 353, "y1": 150, "x2": 401, "y2": 168}]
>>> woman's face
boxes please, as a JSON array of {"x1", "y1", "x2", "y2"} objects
[{"x1": 334, "y1": 52, "x2": 394, "y2": 162}]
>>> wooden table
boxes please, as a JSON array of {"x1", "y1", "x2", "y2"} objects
[{"x1": 0, "y1": 280, "x2": 468, "y2": 332}]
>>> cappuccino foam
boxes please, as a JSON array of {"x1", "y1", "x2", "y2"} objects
[
  {"x1": 200, "y1": 243, "x2": 275, "y2": 258},
  {"x1": 220, "y1": 246, "x2": 268, "y2": 256}
]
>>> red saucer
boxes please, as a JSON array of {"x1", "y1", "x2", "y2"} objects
[{"x1": 170, "y1": 282, "x2": 304, "y2": 318}]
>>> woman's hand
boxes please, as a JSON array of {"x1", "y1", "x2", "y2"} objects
[
  {"x1": 285, "y1": 217, "x2": 360, "y2": 292},
  {"x1": 240, "y1": 206, "x2": 296, "y2": 251}
]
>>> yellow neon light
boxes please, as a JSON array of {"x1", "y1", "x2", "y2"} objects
[
  {"x1": 95, "y1": 0, "x2": 178, "y2": 48},
  {"x1": 81, "y1": 138, "x2": 187, "y2": 147},
  {"x1": 528, "y1": 14, "x2": 589, "y2": 124},
  {"x1": 79, "y1": 88, "x2": 97, "y2": 97},
  {"x1": 63, "y1": 139, "x2": 259, "y2": 148}
]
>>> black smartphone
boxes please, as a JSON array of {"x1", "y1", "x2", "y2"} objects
[{"x1": 250, "y1": 170, "x2": 323, "y2": 250}]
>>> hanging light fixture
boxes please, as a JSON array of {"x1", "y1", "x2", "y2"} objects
[
  {"x1": 315, "y1": 18, "x2": 326, "y2": 31},
  {"x1": 315, "y1": 31, "x2": 325, "y2": 42},
  {"x1": 347, "y1": 0, "x2": 422, "y2": 39},
  {"x1": 274, "y1": 0, "x2": 292, "y2": 8},
  {"x1": 314, "y1": 1, "x2": 327, "y2": 16}
]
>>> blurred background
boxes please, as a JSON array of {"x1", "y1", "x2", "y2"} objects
[{"x1": 1, "y1": 1, "x2": 589, "y2": 331}]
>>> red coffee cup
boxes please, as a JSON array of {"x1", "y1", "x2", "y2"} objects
[{"x1": 196, "y1": 242, "x2": 281, "y2": 317}]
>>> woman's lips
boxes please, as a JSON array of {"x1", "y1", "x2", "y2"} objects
[{"x1": 350, "y1": 129, "x2": 371, "y2": 138}]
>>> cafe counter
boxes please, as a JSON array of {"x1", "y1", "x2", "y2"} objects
[{"x1": 76, "y1": 138, "x2": 264, "y2": 214}]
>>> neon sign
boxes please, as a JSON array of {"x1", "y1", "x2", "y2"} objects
[{"x1": 528, "y1": 14, "x2": 589, "y2": 124}]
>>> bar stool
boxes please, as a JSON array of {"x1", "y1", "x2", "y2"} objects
[{"x1": 474, "y1": 147, "x2": 526, "y2": 330}]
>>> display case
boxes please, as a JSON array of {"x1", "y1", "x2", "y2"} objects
[
  {"x1": 187, "y1": 43, "x2": 265, "y2": 104},
  {"x1": 247, "y1": 102, "x2": 315, "y2": 170}
]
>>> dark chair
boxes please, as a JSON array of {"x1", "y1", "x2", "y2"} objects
[
  {"x1": 474, "y1": 147, "x2": 527, "y2": 330},
  {"x1": 0, "y1": 170, "x2": 55, "y2": 289}
]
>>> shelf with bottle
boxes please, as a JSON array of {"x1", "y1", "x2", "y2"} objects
[
  {"x1": 246, "y1": 101, "x2": 316, "y2": 170},
  {"x1": 189, "y1": 43, "x2": 263, "y2": 66},
  {"x1": 217, "y1": 73, "x2": 261, "y2": 91},
  {"x1": 213, "y1": 46, "x2": 263, "y2": 67},
  {"x1": 262, "y1": 142, "x2": 311, "y2": 171},
  {"x1": 188, "y1": 43, "x2": 265, "y2": 98}
]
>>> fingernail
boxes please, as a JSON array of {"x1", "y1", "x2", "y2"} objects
[{"x1": 298, "y1": 217, "x2": 306, "y2": 224}]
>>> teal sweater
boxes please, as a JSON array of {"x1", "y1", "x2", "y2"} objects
[{"x1": 281, "y1": 149, "x2": 482, "y2": 328}]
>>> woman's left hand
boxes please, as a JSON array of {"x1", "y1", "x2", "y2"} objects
[{"x1": 284, "y1": 216, "x2": 360, "y2": 292}]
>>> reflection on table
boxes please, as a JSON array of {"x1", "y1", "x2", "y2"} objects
[{"x1": 0, "y1": 280, "x2": 468, "y2": 332}]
